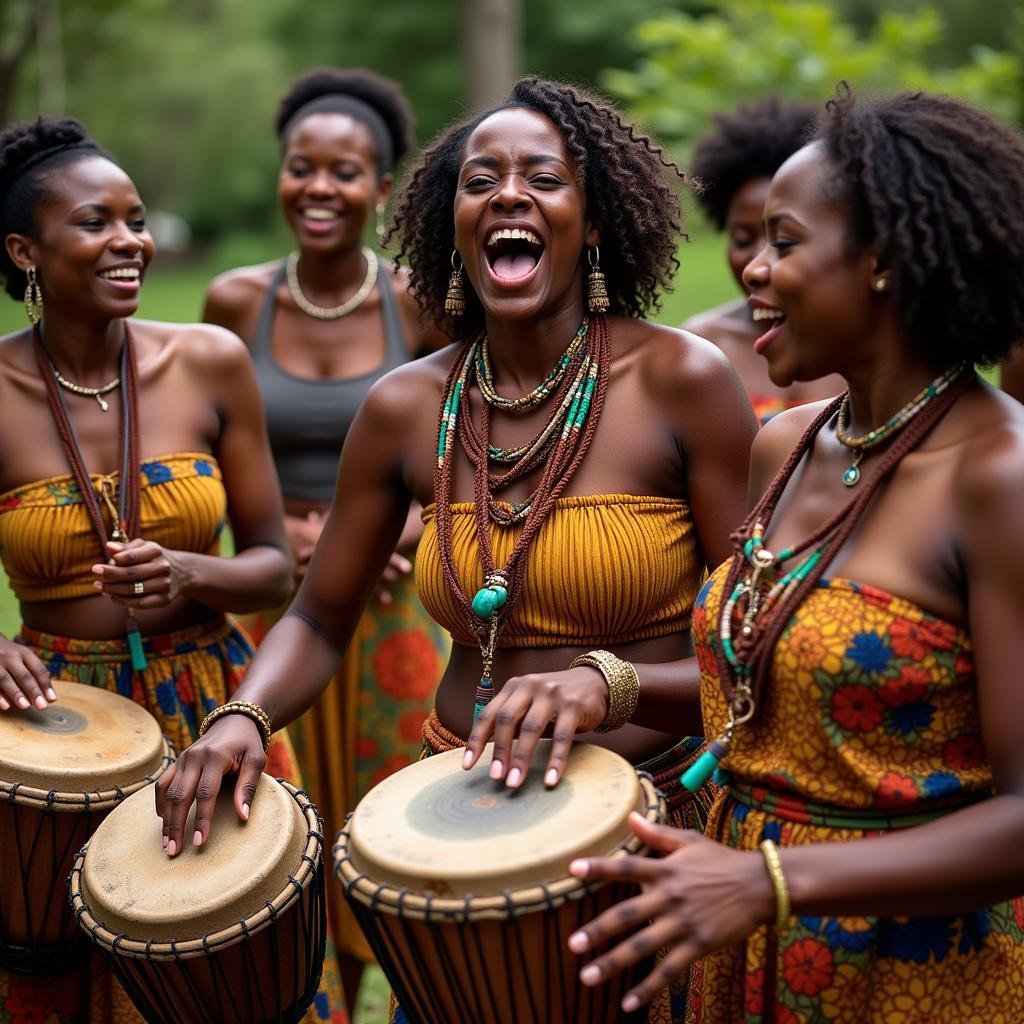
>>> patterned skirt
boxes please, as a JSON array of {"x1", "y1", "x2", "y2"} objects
[
  {"x1": 1, "y1": 617, "x2": 348, "y2": 1024},
  {"x1": 240, "y1": 566, "x2": 448, "y2": 966},
  {"x1": 687, "y1": 782, "x2": 1024, "y2": 1024}
]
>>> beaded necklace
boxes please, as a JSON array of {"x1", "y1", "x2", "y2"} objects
[
  {"x1": 682, "y1": 364, "x2": 974, "y2": 793},
  {"x1": 434, "y1": 316, "x2": 610, "y2": 721},
  {"x1": 32, "y1": 324, "x2": 148, "y2": 672}
]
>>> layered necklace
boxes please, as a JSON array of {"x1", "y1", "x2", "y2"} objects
[
  {"x1": 285, "y1": 247, "x2": 378, "y2": 320},
  {"x1": 682, "y1": 362, "x2": 973, "y2": 793},
  {"x1": 32, "y1": 324, "x2": 148, "y2": 672},
  {"x1": 434, "y1": 315, "x2": 610, "y2": 721}
]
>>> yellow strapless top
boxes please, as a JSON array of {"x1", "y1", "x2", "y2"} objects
[
  {"x1": 416, "y1": 494, "x2": 703, "y2": 648},
  {"x1": 0, "y1": 453, "x2": 226, "y2": 602}
]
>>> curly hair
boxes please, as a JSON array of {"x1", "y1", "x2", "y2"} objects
[
  {"x1": 389, "y1": 76, "x2": 687, "y2": 339},
  {"x1": 0, "y1": 116, "x2": 111, "y2": 302},
  {"x1": 691, "y1": 95, "x2": 817, "y2": 231},
  {"x1": 275, "y1": 67, "x2": 415, "y2": 169},
  {"x1": 818, "y1": 85, "x2": 1024, "y2": 368}
]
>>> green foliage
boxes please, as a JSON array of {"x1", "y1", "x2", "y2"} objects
[{"x1": 602, "y1": 0, "x2": 1024, "y2": 161}]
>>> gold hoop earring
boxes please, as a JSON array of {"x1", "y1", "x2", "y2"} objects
[
  {"x1": 376, "y1": 203, "x2": 386, "y2": 244},
  {"x1": 24, "y1": 266, "x2": 43, "y2": 326},
  {"x1": 444, "y1": 251, "x2": 465, "y2": 317},
  {"x1": 586, "y1": 246, "x2": 609, "y2": 314}
]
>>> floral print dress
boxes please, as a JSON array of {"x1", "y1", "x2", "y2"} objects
[{"x1": 686, "y1": 563, "x2": 1024, "y2": 1024}]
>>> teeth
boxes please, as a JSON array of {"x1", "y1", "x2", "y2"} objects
[
  {"x1": 100, "y1": 268, "x2": 140, "y2": 280},
  {"x1": 752, "y1": 307, "x2": 784, "y2": 321},
  {"x1": 303, "y1": 208, "x2": 339, "y2": 221},
  {"x1": 486, "y1": 227, "x2": 542, "y2": 248}
]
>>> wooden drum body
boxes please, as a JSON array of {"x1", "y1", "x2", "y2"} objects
[
  {"x1": 0, "y1": 682, "x2": 172, "y2": 975},
  {"x1": 69, "y1": 774, "x2": 326, "y2": 1024},
  {"x1": 334, "y1": 740, "x2": 666, "y2": 1024}
]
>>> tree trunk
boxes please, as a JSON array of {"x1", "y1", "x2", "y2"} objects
[
  {"x1": 463, "y1": 0, "x2": 520, "y2": 111},
  {"x1": 0, "y1": 2, "x2": 38, "y2": 126}
]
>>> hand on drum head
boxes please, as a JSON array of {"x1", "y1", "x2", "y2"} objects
[
  {"x1": 0, "y1": 636, "x2": 56, "y2": 712},
  {"x1": 154, "y1": 714, "x2": 266, "y2": 856},
  {"x1": 461, "y1": 665, "x2": 609, "y2": 789},
  {"x1": 566, "y1": 813, "x2": 775, "y2": 1013}
]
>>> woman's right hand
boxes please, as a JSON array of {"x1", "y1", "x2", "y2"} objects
[
  {"x1": 0, "y1": 636, "x2": 55, "y2": 712},
  {"x1": 154, "y1": 713, "x2": 266, "y2": 855}
]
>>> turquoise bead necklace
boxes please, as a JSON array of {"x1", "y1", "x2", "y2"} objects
[{"x1": 433, "y1": 315, "x2": 611, "y2": 721}]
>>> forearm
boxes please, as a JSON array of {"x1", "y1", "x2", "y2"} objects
[
  {"x1": 631, "y1": 656, "x2": 704, "y2": 735},
  {"x1": 783, "y1": 793, "x2": 1024, "y2": 917},
  {"x1": 178, "y1": 545, "x2": 292, "y2": 612}
]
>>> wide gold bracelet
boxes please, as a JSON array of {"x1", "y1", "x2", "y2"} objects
[
  {"x1": 569, "y1": 649, "x2": 640, "y2": 733},
  {"x1": 198, "y1": 700, "x2": 272, "y2": 752},
  {"x1": 759, "y1": 839, "x2": 791, "y2": 931}
]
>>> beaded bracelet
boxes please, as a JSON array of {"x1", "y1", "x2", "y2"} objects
[
  {"x1": 759, "y1": 839, "x2": 791, "y2": 931},
  {"x1": 569, "y1": 649, "x2": 640, "y2": 734},
  {"x1": 198, "y1": 700, "x2": 273, "y2": 752}
]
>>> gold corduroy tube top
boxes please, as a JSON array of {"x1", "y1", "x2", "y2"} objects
[
  {"x1": 0, "y1": 453, "x2": 226, "y2": 602},
  {"x1": 416, "y1": 493, "x2": 704, "y2": 648}
]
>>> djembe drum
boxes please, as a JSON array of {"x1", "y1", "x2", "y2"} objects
[
  {"x1": 69, "y1": 773, "x2": 326, "y2": 1024},
  {"x1": 334, "y1": 740, "x2": 666, "y2": 1024},
  {"x1": 0, "y1": 681, "x2": 172, "y2": 975}
]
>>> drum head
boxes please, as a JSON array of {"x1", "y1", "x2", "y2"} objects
[
  {"x1": 80, "y1": 773, "x2": 308, "y2": 941},
  {"x1": 0, "y1": 681, "x2": 165, "y2": 794},
  {"x1": 348, "y1": 740, "x2": 644, "y2": 897}
]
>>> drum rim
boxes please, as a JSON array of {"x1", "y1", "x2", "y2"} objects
[
  {"x1": 332, "y1": 773, "x2": 665, "y2": 922},
  {"x1": 0, "y1": 738, "x2": 174, "y2": 812},
  {"x1": 67, "y1": 778, "x2": 323, "y2": 960}
]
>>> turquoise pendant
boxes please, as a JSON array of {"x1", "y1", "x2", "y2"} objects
[
  {"x1": 126, "y1": 621, "x2": 148, "y2": 672},
  {"x1": 471, "y1": 585, "x2": 508, "y2": 620},
  {"x1": 842, "y1": 465, "x2": 860, "y2": 487},
  {"x1": 681, "y1": 736, "x2": 729, "y2": 793}
]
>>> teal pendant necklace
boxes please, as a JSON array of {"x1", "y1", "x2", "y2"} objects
[{"x1": 433, "y1": 316, "x2": 610, "y2": 721}]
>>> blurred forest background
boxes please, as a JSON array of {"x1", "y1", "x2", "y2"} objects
[{"x1": 2, "y1": 3, "x2": 1021, "y2": 1019}]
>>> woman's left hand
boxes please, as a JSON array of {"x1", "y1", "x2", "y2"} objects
[
  {"x1": 567, "y1": 813, "x2": 775, "y2": 1014},
  {"x1": 91, "y1": 539, "x2": 192, "y2": 609},
  {"x1": 461, "y1": 664, "x2": 609, "y2": 789}
]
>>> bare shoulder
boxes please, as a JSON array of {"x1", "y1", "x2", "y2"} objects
[
  {"x1": 749, "y1": 399, "x2": 831, "y2": 492},
  {"x1": 360, "y1": 341, "x2": 458, "y2": 426},
  {"x1": 681, "y1": 298, "x2": 745, "y2": 341},
  {"x1": 203, "y1": 261, "x2": 280, "y2": 326},
  {"x1": 952, "y1": 384, "x2": 1024, "y2": 517},
  {"x1": 135, "y1": 318, "x2": 251, "y2": 379}
]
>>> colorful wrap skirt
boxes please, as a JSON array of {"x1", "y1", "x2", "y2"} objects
[
  {"x1": 240, "y1": 565, "x2": 448, "y2": 967},
  {"x1": 0, "y1": 617, "x2": 348, "y2": 1024}
]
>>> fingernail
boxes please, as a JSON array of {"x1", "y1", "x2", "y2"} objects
[
  {"x1": 0, "y1": 699, "x2": 9, "y2": 710},
  {"x1": 46, "y1": 688, "x2": 57, "y2": 701},
  {"x1": 506, "y1": 767, "x2": 522, "y2": 788},
  {"x1": 545, "y1": 767, "x2": 558, "y2": 787},
  {"x1": 241, "y1": 803, "x2": 250, "y2": 820},
  {"x1": 623, "y1": 994, "x2": 640, "y2": 1013},
  {"x1": 462, "y1": 750, "x2": 473, "y2": 770},
  {"x1": 193, "y1": 830, "x2": 202, "y2": 847},
  {"x1": 34, "y1": 696, "x2": 47, "y2": 710},
  {"x1": 569, "y1": 859, "x2": 588, "y2": 878},
  {"x1": 489, "y1": 760, "x2": 503, "y2": 780},
  {"x1": 568, "y1": 931, "x2": 589, "y2": 953},
  {"x1": 93, "y1": 581, "x2": 103, "y2": 589},
  {"x1": 166, "y1": 839, "x2": 177, "y2": 857},
  {"x1": 91, "y1": 565, "x2": 104, "y2": 575},
  {"x1": 16, "y1": 696, "x2": 29, "y2": 709},
  {"x1": 581, "y1": 965, "x2": 601, "y2": 985}
]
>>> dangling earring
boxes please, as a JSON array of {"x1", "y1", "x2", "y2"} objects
[
  {"x1": 872, "y1": 276, "x2": 889, "y2": 293},
  {"x1": 375, "y1": 203, "x2": 386, "y2": 245},
  {"x1": 587, "y1": 246, "x2": 609, "y2": 314},
  {"x1": 24, "y1": 266, "x2": 43, "y2": 326},
  {"x1": 445, "y1": 251, "x2": 465, "y2": 317}
]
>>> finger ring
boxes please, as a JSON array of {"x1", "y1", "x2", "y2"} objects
[{"x1": 133, "y1": 581, "x2": 145, "y2": 596}]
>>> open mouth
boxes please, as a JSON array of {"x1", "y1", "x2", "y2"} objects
[
  {"x1": 751, "y1": 306, "x2": 787, "y2": 354},
  {"x1": 484, "y1": 227, "x2": 544, "y2": 286},
  {"x1": 299, "y1": 207, "x2": 343, "y2": 232},
  {"x1": 98, "y1": 267, "x2": 142, "y2": 290}
]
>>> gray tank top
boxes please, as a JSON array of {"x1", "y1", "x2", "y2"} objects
[{"x1": 251, "y1": 260, "x2": 409, "y2": 502}]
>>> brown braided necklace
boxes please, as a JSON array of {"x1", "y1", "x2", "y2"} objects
[
  {"x1": 434, "y1": 315, "x2": 611, "y2": 721},
  {"x1": 682, "y1": 363, "x2": 974, "y2": 792},
  {"x1": 32, "y1": 323, "x2": 148, "y2": 671}
]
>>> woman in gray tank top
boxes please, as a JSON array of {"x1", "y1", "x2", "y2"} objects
[{"x1": 201, "y1": 67, "x2": 448, "y2": 1009}]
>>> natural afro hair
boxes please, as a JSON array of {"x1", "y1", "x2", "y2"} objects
[
  {"x1": 389, "y1": 76, "x2": 687, "y2": 339},
  {"x1": 275, "y1": 67, "x2": 415, "y2": 168},
  {"x1": 0, "y1": 116, "x2": 111, "y2": 301},
  {"x1": 691, "y1": 95, "x2": 817, "y2": 230},
  {"x1": 818, "y1": 85, "x2": 1024, "y2": 368}
]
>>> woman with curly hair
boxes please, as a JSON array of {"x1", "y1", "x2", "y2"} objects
[
  {"x1": 684, "y1": 96, "x2": 843, "y2": 424},
  {"x1": 565, "y1": 87, "x2": 1024, "y2": 1023},
  {"x1": 0, "y1": 117, "x2": 346, "y2": 1022},
  {"x1": 159, "y1": 76, "x2": 755, "y2": 1023},
  {"x1": 202, "y1": 66, "x2": 449, "y2": 1005}
]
